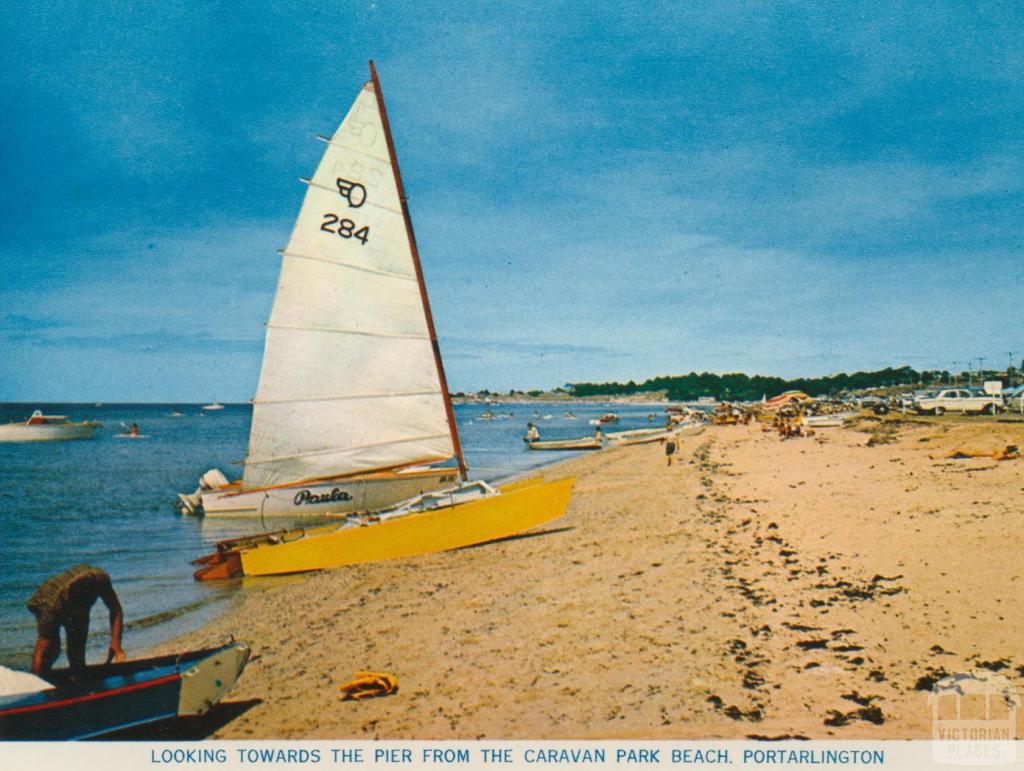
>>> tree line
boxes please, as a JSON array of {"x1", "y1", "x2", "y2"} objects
[{"x1": 567, "y1": 366, "x2": 954, "y2": 401}]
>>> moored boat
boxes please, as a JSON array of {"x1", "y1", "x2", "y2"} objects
[
  {"x1": 0, "y1": 411, "x2": 100, "y2": 443},
  {"x1": 0, "y1": 641, "x2": 250, "y2": 740}
]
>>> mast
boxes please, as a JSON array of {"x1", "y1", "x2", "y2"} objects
[{"x1": 368, "y1": 60, "x2": 468, "y2": 481}]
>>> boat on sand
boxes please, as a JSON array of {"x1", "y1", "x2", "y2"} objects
[
  {"x1": 0, "y1": 641, "x2": 250, "y2": 740},
  {"x1": 190, "y1": 62, "x2": 572, "y2": 576},
  {"x1": 0, "y1": 411, "x2": 100, "y2": 443},
  {"x1": 606, "y1": 423, "x2": 705, "y2": 446},
  {"x1": 194, "y1": 477, "x2": 574, "y2": 579},
  {"x1": 802, "y1": 413, "x2": 856, "y2": 427},
  {"x1": 525, "y1": 437, "x2": 602, "y2": 451}
]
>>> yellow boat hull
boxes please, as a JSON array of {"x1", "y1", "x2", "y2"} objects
[{"x1": 194, "y1": 477, "x2": 574, "y2": 579}]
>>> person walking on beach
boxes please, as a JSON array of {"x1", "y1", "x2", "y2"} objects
[
  {"x1": 664, "y1": 437, "x2": 677, "y2": 466},
  {"x1": 27, "y1": 564, "x2": 125, "y2": 674}
]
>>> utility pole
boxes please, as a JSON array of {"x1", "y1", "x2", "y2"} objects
[
  {"x1": 1009, "y1": 351, "x2": 1015, "y2": 387},
  {"x1": 952, "y1": 361, "x2": 958, "y2": 387},
  {"x1": 978, "y1": 357, "x2": 985, "y2": 388}
]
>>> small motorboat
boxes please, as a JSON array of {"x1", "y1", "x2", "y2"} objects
[
  {"x1": 526, "y1": 436, "x2": 602, "y2": 451},
  {"x1": 0, "y1": 641, "x2": 250, "y2": 740},
  {"x1": 0, "y1": 410, "x2": 100, "y2": 443},
  {"x1": 201, "y1": 403, "x2": 225, "y2": 411},
  {"x1": 598, "y1": 413, "x2": 619, "y2": 423}
]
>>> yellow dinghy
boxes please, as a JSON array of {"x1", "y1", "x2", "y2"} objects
[{"x1": 194, "y1": 476, "x2": 573, "y2": 579}]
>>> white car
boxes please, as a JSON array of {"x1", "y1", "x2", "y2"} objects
[
  {"x1": 1004, "y1": 386, "x2": 1024, "y2": 413},
  {"x1": 912, "y1": 388, "x2": 1001, "y2": 415}
]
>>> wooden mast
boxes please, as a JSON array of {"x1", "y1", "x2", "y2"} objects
[{"x1": 368, "y1": 60, "x2": 468, "y2": 481}]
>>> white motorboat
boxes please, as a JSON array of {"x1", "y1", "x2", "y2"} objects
[{"x1": 0, "y1": 411, "x2": 100, "y2": 443}]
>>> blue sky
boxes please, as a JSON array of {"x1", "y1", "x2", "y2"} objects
[{"x1": 1, "y1": 2, "x2": 1021, "y2": 401}]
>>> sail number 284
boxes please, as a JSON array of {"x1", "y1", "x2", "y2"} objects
[{"x1": 321, "y1": 214, "x2": 370, "y2": 244}]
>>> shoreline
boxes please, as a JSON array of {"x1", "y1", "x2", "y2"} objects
[{"x1": 147, "y1": 415, "x2": 1024, "y2": 739}]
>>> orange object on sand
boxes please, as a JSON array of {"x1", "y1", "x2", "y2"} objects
[{"x1": 339, "y1": 671, "x2": 399, "y2": 700}]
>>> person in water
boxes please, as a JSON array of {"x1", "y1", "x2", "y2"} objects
[
  {"x1": 525, "y1": 422, "x2": 540, "y2": 443},
  {"x1": 27, "y1": 564, "x2": 125, "y2": 674},
  {"x1": 129, "y1": 423, "x2": 139, "y2": 437}
]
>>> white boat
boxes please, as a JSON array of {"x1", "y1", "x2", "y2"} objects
[
  {"x1": 181, "y1": 62, "x2": 569, "y2": 529},
  {"x1": 190, "y1": 62, "x2": 573, "y2": 577},
  {"x1": 803, "y1": 411, "x2": 858, "y2": 428},
  {"x1": 201, "y1": 403, "x2": 225, "y2": 411},
  {"x1": 0, "y1": 411, "x2": 100, "y2": 443},
  {"x1": 606, "y1": 422, "x2": 706, "y2": 446},
  {"x1": 526, "y1": 436, "x2": 602, "y2": 451}
]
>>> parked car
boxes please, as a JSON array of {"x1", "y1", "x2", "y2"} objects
[
  {"x1": 1004, "y1": 385, "x2": 1024, "y2": 413},
  {"x1": 911, "y1": 388, "x2": 1001, "y2": 415}
]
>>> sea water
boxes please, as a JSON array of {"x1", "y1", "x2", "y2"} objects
[{"x1": 0, "y1": 400, "x2": 668, "y2": 669}]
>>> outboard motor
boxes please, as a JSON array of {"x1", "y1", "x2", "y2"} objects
[{"x1": 176, "y1": 468, "x2": 231, "y2": 516}]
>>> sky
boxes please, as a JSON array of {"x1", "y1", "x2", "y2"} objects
[{"x1": 1, "y1": 1, "x2": 1022, "y2": 401}]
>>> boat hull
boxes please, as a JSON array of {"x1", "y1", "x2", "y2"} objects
[
  {"x1": 195, "y1": 477, "x2": 574, "y2": 578},
  {"x1": 0, "y1": 642, "x2": 249, "y2": 740},
  {"x1": 526, "y1": 439, "x2": 601, "y2": 451},
  {"x1": 201, "y1": 467, "x2": 461, "y2": 518},
  {"x1": 606, "y1": 424, "x2": 706, "y2": 446},
  {"x1": 804, "y1": 411, "x2": 858, "y2": 427},
  {"x1": 0, "y1": 422, "x2": 99, "y2": 442}
]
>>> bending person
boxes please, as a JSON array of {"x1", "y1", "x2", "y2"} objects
[{"x1": 27, "y1": 564, "x2": 125, "y2": 674}]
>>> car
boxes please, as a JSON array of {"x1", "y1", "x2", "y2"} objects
[
  {"x1": 911, "y1": 388, "x2": 1001, "y2": 415},
  {"x1": 1004, "y1": 385, "x2": 1024, "y2": 413}
]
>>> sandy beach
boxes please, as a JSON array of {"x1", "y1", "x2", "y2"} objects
[{"x1": 151, "y1": 414, "x2": 1024, "y2": 740}]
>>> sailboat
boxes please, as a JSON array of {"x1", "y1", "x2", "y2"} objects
[{"x1": 191, "y1": 62, "x2": 573, "y2": 577}]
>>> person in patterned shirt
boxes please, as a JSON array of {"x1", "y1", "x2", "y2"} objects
[{"x1": 27, "y1": 564, "x2": 125, "y2": 674}]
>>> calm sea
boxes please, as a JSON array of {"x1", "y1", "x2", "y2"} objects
[{"x1": 0, "y1": 401, "x2": 667, "y2": 669}]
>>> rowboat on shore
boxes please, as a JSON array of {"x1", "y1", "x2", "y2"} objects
[
  {"x1": 803, "y1": 411, "x2": 858, "y2": 427},
  {"x1": 605, "y1": 422, "x2": 706, "y2": 446},
  {"x1": 190, "y1": 62, "x2": 572, "y2": 575},
  {"x1": 0, "y1": 411, "x2": 100, "y2": 443},
  {"x1": 0, "y1": 641, "x2": 250, "y2": 740},
  {"x1": 525, "y1": 436, "x2": 603, "y2": 451}
]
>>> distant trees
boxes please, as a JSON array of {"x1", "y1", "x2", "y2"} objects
[{"x1": 568, "y1": 366, "x2": 931, "y2": 401}]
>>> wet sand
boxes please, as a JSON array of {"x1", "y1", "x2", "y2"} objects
[{"x1": 152, "y1": 415, "x2": 1024, "y2": 739}]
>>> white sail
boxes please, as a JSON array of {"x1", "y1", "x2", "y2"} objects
[{"x1": 243, "y1": 81, "x2": 456, "y2": 489}]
